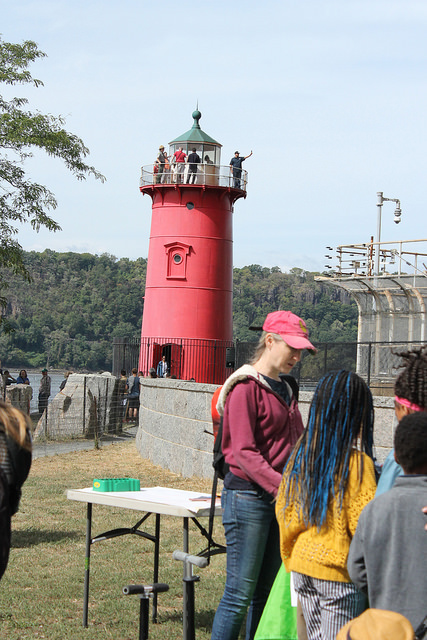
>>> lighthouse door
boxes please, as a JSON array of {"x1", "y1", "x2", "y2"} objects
[
  {"x1": 169, "y1": 343, "x2": 182, "y2": 378},
  {"x1": 152, "y1": 342, "x2": 182, "y2": 378},
  {"x1": 152, "y1": 343, "x2": 163, "y2": 374}
]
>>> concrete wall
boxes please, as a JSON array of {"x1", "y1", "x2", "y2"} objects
[
  {"x1": 136, "y1": 378, "x2": 217, "y2": 478},
  {"x1": 135, "y1": 379, "x2": 396, "y2": 479},
  {"x1": 5, "y1": 384, "x2": 33, "y2": 414}
]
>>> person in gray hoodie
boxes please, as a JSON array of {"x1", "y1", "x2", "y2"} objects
[{"x1": 347, "y1": 411, "x2": 427, "y2": 631}]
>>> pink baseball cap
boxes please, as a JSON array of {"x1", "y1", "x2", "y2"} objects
[{"x1": 263, "y1": 311, "x2": 317, "y2": 352}]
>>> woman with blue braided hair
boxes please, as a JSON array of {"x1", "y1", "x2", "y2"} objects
[{"x1": 275, "y1": 370, "x2": 377, "y2": 640}]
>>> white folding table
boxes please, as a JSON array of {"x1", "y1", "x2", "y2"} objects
[{"x1": 67, "y1": 486, "x2": 223, "y2": 627}]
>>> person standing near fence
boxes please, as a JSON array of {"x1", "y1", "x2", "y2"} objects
[
  {"x1": 2, "y1": 371, "x2": 16, "y2": 388},
  {"x1": 157, "y1": 355, "x2": 168, "y2": 378},
  {"x1": 16, "y1": 370, "x2": 30, "y2": 385},
  {"x1": 38, "y1": 369, "x2": 51, "y2": 414},
  {"x1": 211, "y1": 310, "x2": 316, "y2": 640},
  {"x1": 126, "y1": 368, "x2": 140, "y2": 422}
]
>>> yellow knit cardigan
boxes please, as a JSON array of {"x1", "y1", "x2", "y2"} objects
[{"x1": 275, "y1": 450, "x2": 376, "y2": 583}]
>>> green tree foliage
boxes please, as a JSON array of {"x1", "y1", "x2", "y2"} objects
[
  {"x1": 233, "y1": 265, "x2": 359, "y2": 380},
  {"x1": 0, "y1": 37, "x2": 105, "y2": 319},
  {"x1": 233, "y1": 265, "x2": 357, "y2": 343},
  {"x1": 0, "y1": 253, "x2": 357, "y2": 372},
  {"x1": 0, "y1": 251, "x2": 146, "y2": 370}
]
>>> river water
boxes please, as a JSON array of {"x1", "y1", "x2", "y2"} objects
[{"x1": 6, "y1": 371, "x2": 70, "y2": 413}]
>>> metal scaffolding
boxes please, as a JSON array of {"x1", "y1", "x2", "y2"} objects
[{"x1": 318, "y1": 240, "x2": 427, "y2": 383}]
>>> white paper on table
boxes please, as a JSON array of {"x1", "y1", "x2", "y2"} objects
[{"x1": 138, "y1": 486, "x2": 217, "y2": 511}]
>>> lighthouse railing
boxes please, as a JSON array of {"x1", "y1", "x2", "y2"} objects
[{"x1": 139, "y1": 164, "x2": 248, "y2": 192}]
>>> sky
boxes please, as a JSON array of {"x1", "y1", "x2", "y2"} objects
[{"x1": 2, "y1": 0, "x2": 427, "y2": 273}]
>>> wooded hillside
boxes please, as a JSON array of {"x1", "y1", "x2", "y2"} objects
[{"x1": 0, "y1": 251, "x2": 357, "y2": 371}]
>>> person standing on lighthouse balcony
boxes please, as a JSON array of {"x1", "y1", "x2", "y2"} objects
[
  {"x1": 156, "y1": 145, "x2": 168, "y2": 184},
  {"x1": 230, "y1": 150, "x2": 252, "y2": 189},
  {"x1": 173, "y1": 146, "x2": 187, "y2": 183},
  {"x1": 187, "y1": 148, "x2": 201, "y2": 183}
]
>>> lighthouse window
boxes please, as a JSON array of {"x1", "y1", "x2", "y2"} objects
[
  {"x1": 186, "y1": 202, "x2": 194, "y2": 210},
  {"x1": 165, "y1": 241, "x2": 191, "y2": 279}
]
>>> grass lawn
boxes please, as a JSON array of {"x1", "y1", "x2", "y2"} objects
[{"x1": 0, "y1": 440, "x2": 227, "y2": 639}]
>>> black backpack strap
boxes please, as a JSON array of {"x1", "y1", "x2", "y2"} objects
[
  {"x1": 213, "y1": 417, "x2": 229, "y2": 480},
  {"x1": 280, "y1": 374, "x2": 299, "y2": 402},
  {"x1": 207, "y1": 468, "x2": 219, "y2": 566}
]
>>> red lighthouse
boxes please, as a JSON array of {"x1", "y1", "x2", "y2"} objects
[{"x1": 138, "y1": 110, "x2": 248, "y2": 383}]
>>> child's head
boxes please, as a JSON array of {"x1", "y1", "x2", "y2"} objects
[
  {"x1": 394, "y1": 411, "x2": 427, "y2": 474},
  {"x1": 285, "y1": 370, "x2": 374, "y2": 527},
  {"x1": 394, "y1": 346, "x2": 427, "y2": 420}
]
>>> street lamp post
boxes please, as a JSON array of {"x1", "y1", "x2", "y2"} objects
[{"x1": 376, "y1": 191, "x2": 402, "y2": 275}]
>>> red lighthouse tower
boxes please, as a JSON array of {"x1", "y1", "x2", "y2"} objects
[{"x1": 138, "y1": 110, "x2": 248, "y2": 383}]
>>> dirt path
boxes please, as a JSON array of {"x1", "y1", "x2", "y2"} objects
[{"x1": 32, "y1": 425, "x2": 138, "y2": 458}]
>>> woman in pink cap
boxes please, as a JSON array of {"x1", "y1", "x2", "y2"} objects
[{"x1": 211, "y1": 311, "x2": 316, "y2": 640}]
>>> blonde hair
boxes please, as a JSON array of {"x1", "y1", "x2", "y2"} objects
[
  {"x1": 0, "y1": 402, "x2": 32, "y2": 451},
  {"x1": 249, "y1": 331, "x2": 283, "y2": 365}
]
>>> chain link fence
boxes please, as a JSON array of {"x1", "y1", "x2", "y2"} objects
[{"x1": 4, "y1": 373, "x2": 137, "y2": 457}]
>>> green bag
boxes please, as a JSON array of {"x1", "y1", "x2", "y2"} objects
[{"x1": 254, "y1": 563, "x2": 298, "y2": 640}]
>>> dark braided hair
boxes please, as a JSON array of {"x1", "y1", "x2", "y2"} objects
[
  {"x1": 284, "y1": 370, "x2": 374, "y2": 529},
  {"x1": 394, "y1": 346, "x2": 427, "y2": 409},
  {"x1": 394, "y1": 412, "x2": 427, "y2": 472}
]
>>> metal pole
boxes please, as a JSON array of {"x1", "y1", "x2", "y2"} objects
[
  {"x1": 152, "y1": 514, "x2": 160, "y2": 623},
  {"x1": 172, "y1": 552, "x2": 208, "y2": 640},
  {"x1": 376, "y1": 192, "x2": 383, "y2": 275},
  {"x1": 139, "y1": 597, "x2": 150, "y2": 640},
  {"x1": 83, "y1": 376, "x2": 86, "y2": 436},
  {"x1": 183, "y1": 577, "x2": 196, "y2": 640},
  {"x1": 83, "y1": 502, "x2": 92, "y2": 627},
  {"x1": 367, "y1": 342, "x2": 372, "y2": 388},
  {"x1": 213, "y1": 341, "x2": 217, "y2": 384}
]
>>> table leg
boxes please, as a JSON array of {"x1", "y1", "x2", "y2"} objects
[
  {"x1": 182, "y1": 516, "x2": 189, "y2": 635},
  {"x1": 83, "y1": 502, "x2": 92, "y2": 627},
  {"x1": 152, "y1": 514, "x2": 160, "y2": 623},
  {"x1": 183, "y1": 517, "x2": 189, "y2": 552}
]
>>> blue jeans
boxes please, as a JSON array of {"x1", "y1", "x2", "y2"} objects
[{"x1": 211, "y1": 488, "x2": 281, "y2": 640}]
